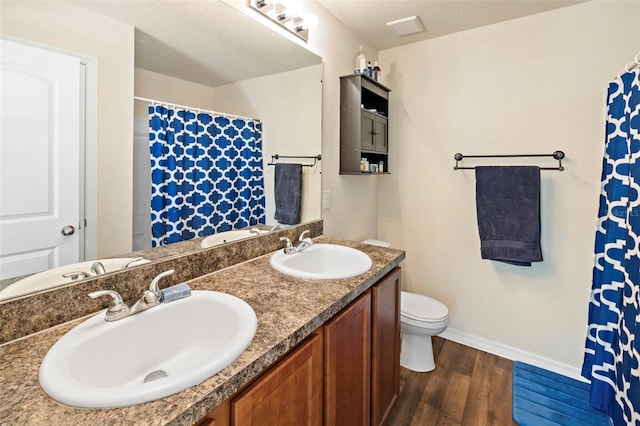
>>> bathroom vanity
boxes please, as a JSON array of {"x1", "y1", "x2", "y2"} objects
[
  {"x1": 0, "y1": 232, "x2": 405, "y2": 425},
  {"x1": 198, "y1": 267, "x2": 401, "y2": 426}
]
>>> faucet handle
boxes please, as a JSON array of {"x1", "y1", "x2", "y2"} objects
[
  {"x1": 279, "y1": 237, "x2": 293, "y2": 249},
  {"x1": 298, "y1": 230, "x2": 310, "y2": 242},
  {"x1": 89, "y1": 290, "x2": 128, "y2": 317},
  {"x1": 121, "y1": 257, "x2": 144, "y2": 269},
  {"x1": 150, "y1": 270, "x2": 175, "y2": 296},
  {"x1": 91, "y1": 261, "x2": 106, "y2": 275},
  {"x1": 62, "y1": 271, "x2": 92, "y2": 280}
]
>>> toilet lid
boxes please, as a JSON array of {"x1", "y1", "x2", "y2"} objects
[{"x1": 401, "y1": 291, "x2": 448, "y2": 322}]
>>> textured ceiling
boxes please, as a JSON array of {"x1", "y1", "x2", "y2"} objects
[
  {"x1": 317, "y1": 0, "x2": 585, "y2": 50},
  {"x1": 71, "y1": 0, "x2": 322, "y2": 87}
]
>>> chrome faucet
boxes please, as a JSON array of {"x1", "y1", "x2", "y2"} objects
[
  {"x1": 279, "y1": 230, "x2": 314, "y2": 255},
  {"x1": 251, "y1": 226, "x2": 280, "y2": 235},
  {"x1": 62, "y1": 260, "x2": 109, "y2": 281},
  {"x1": 148, "y1": 270, "x2": 175, "y2": 300},
  {"x1": 91, "y1": 261, "x2": 106, "y2": 275},
  {"x1": 62, "y1": 271, "x2": 92, "y2": 280},
  {"x1": 89, "y1": 270, "x2": 175, "y2": 321},
  {"x1": 279, "y1": 237, "x2": 296, "y2": 254},
  {"x1": 296, "y1": 230, "x2": 314, "y2": 251},
  {"x1": 121, "y1": 257, "x2": 144, "y2": 269},
  {"x1": 88, "y1": 289, "x2": 130, "y2": 321}
]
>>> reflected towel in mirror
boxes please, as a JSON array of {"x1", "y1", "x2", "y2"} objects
[{"x1": 274, "y1": 163, "x2": 302, "y2": 225}]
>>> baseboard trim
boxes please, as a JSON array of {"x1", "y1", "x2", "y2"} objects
[{"x1": 439, "y1": 328, "x2": 587, "y2": 382}]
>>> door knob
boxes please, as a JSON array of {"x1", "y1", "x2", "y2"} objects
[{"x1": 61, "y1": 225, "x2": 75, "y2": 236}]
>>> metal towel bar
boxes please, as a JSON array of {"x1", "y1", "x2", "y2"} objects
[
  {"x1": 453, "y1": 151, "x2": 565, "y2": 171},
  {"x1": 267, "y1": 154, "x2": 322, "y2": 168}
]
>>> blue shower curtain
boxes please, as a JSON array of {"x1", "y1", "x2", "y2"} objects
[
  {"x1": 148, "y1": 104, "x2": 265, "y2": 247},
  {"x1": 583, "y1": 68, "x2": 640, "y2": 425}
]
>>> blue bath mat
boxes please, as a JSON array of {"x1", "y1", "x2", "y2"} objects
[{"x1": 512, "y1": 362, "x2": 610, "y2": 425}]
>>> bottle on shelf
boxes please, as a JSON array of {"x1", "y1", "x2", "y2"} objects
[
  {"x1": 367, "y1": 61, "x2": 373, "y2": 78},
  {"x1": 354, "y1": 46, "x2": 367, "y2": 75},
  {"x1": 373, "y1": 62, "x2": 381, "y2": 82}
]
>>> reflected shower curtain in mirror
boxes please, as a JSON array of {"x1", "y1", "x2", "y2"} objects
[
  {"x1": 148, "y1": 104, "x2": 265, "y2": 247},
  {"x1": 582, "y1": 68, "x2": 640, "y2": 425}
]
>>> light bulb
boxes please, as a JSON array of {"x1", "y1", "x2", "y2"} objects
[
  {"x1": 303, "y1": 13, "x2": 319, "y2": 30},
  {"x1": 280, "y1": 0, "x2": 302, "y2": 17}
]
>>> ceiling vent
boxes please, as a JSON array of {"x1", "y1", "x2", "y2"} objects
[{"x1": 386, "y1": 16, "x2": 424, "y2": 37}]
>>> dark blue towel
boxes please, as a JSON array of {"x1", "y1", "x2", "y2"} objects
[
  {"x1": 475, "y1": 166, "x2": 542, "y2": 266},
  {"x1": 274, "y1": 163, "x2": 302, "y2": 225}
]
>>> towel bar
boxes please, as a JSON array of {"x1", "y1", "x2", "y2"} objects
[
  {"x1": 268, "y1": 154, "x2": 322, "y2": 167},
  {"x1": 453, "y1": 151, "x2": 565, "y2": 171}
]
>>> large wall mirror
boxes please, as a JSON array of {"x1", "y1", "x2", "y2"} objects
[{"x1": 0, "y1": 0, "x2": 322, "y2": 302}]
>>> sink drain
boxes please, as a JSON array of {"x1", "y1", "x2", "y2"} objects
[{"x1": 143, "y1": 369, "x2": 168, "y2": 383}]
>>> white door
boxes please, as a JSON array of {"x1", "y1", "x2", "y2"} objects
[{"x1": 0, "y1": 39, "x2": 81, "y2": 280}]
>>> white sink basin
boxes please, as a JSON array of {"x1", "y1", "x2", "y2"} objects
[
  {"x1": 0, "y1": 257, "x2": 150, "y2": 300},
  {"x1": 200, "y1": 229, "x2": 258, "y2": 248},
  {"x1": 270, "y1": 243, "x2": 372, "y2": 280},
  {"x1": 39, "y1": 291, "x2": 257, "y2": 408}
]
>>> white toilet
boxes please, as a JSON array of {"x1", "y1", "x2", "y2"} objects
[
  {"x1": 362, "y1": 239, "x2": 449, "y2": 372},
  {"x1": 400, "y1": 291, "x2": 449, "y2": 372}
]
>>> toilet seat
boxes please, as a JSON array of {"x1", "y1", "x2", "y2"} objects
[{"x1": 401, "y1": 291, "x2": 448, "y2": 323}]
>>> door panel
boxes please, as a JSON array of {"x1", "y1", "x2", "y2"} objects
[
  {"x1": 324, "y1": 293, "x2": 371, "y2": 426},
  {"x1": 0, "y1": 39, "x2": 80, "y2": 279},
  {"x1": 372, "y1": 268, "x2": 401, "y2": 426},
  {"x1": 374, "y1": 118, "x2": 388, "y2": 153},
  {"x1": 361, "y1": 112, "x2": 376, "y2": 152},
  {"x1": 232, "y1": 332, "x2": 323, "y2": 426}
]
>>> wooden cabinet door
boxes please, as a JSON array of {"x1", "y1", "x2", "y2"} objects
[
  {"x1": 361, "y1": 111, "x2": 377, "y2": 152},
  {"x1": 371, "y1": 268, "x2": 401, "y2": 426},
  {"x1": 231, "y1": 331, "x2": 323, "y2": 426},
  {"x1": 196, "y1": 399, "x2": 230, "y2": 426},
  {"x1": 324, "y1": 292, "x2": 372, "y2": 426},
  {"x1": 374, "y1": 117, "x2": 388, "y2": 154}
]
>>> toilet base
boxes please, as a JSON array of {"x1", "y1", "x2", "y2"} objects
[{"x1": 400, "y1": 332, "x2": 435, "y2": 372}]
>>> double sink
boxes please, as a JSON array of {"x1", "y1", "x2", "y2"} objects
[{"x1": 38, "y1": 238, "x2": 372, "y2": 409}]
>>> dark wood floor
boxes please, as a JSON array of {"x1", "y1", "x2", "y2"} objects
[{"x1": 386, "y1": 336, "x2": 517, "y2": 426}]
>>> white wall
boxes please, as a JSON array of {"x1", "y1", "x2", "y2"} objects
[
  {"x1": 1, "y1": 1, "x2": 135, "y2": 258},
  {"x1": 303, "y1": 2, "x2": 381, "y2": 241},
  {"x1": 210, "y1": 65, "x2": 323, "y2": 225},
  {"x1": 378, "y1": 1, "x2": 640, "y2": 371},
  {"x1": 134, "y1": 68, "x2": 217, "y2": 118}
]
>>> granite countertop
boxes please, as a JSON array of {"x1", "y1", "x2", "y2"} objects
[{"x1": 0, "y1": 237, "x2": 405, "y2": 425}]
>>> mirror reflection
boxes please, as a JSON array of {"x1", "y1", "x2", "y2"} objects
[{"x1": 0, "y1": 0, "x2": 322, "y2": 301}]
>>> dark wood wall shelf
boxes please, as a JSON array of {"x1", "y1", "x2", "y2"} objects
[{"x1": 340, "y1": 74, "x2": 391, "y2": 175}]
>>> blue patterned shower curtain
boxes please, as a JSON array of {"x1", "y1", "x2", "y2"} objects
[
  {"x1": 148, "y1": 104, "x2": 265, "y2": 247},
  {"x1": 582, "y1": 68, "x2": 640, "y2": 425}
]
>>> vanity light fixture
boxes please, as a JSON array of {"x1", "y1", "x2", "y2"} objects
[
  {"x1": 386, "y1": 15, "x2": 424, "y2": 37},
  {"x1": 249, "y1": 0, "x2": 317, "y2": 42}
]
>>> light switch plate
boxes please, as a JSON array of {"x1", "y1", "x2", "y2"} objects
[{"x1": 322, "y1": 190, "x2": 331, "y2": 210}]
